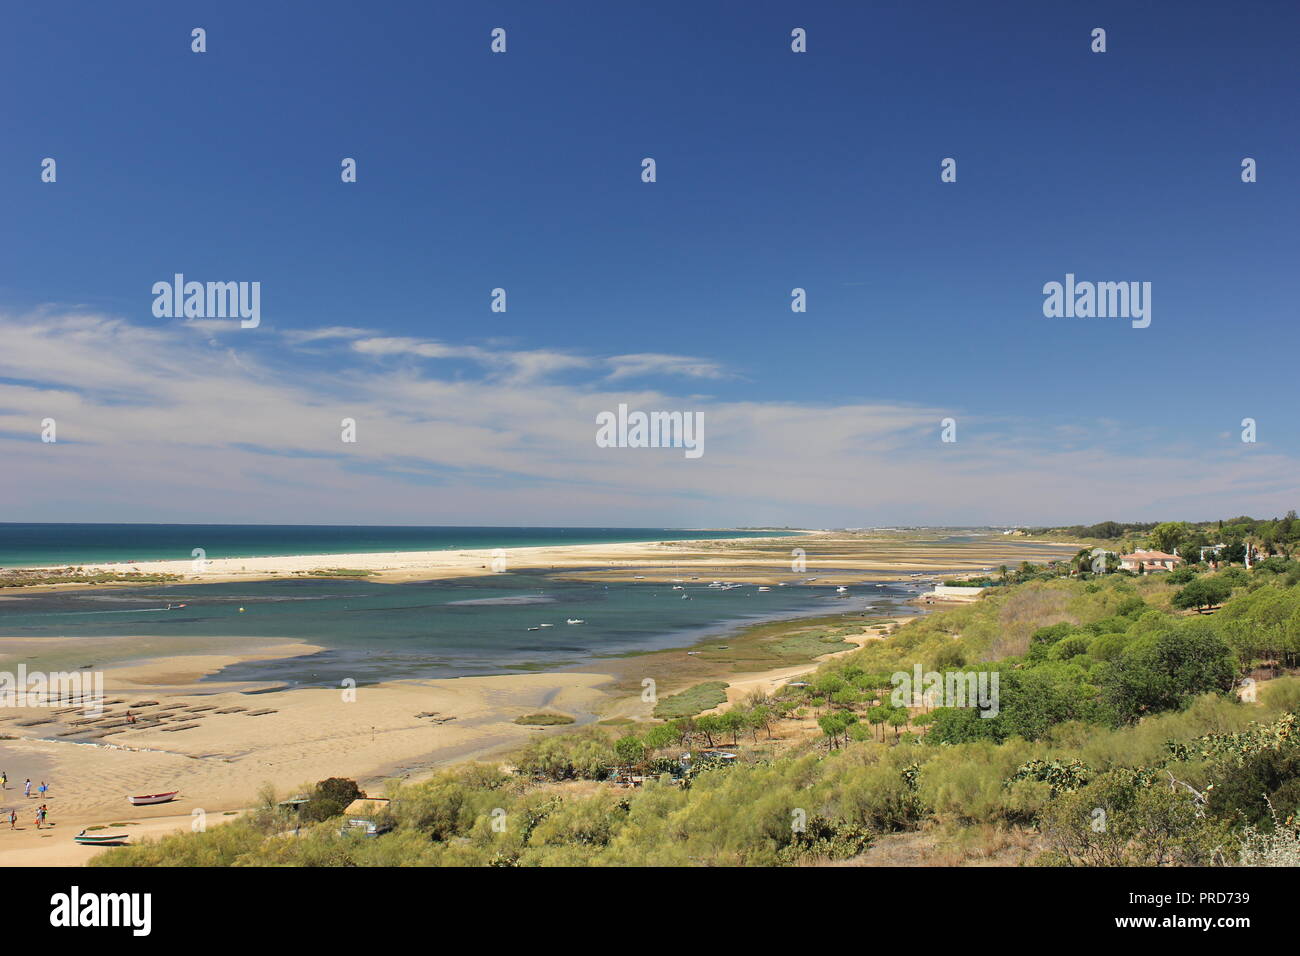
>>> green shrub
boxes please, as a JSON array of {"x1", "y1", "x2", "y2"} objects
[
  {"x1": 513, "y1": 728, "x2": 617, "y2": 780},
  {"x1": 514, "y1": 713, "x2": 575, "y2": 726},
  {"x1": 652, "y1": 681, "x2": 729, "y2": 719},
  {"x1": 299, "y1": 777, "x2": 364, "y2": 823}
]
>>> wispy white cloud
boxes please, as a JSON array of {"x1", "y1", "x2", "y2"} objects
[
  {"x1": 350, "y1": 335, "x2": 594, "y2": 384},
  {"x1": 282, "y1": 326, "x2": 373, "y2": 344},
  {"x1": 0, "y1": 310, "x2": 1294, "y2": 527},
  {"x1": 606, "y1": 353, "x2": 729, "y2": 382}
]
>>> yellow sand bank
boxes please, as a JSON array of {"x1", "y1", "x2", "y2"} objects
[{"x1": 0, "y1": 645, "x2": 612, "y2": 866}]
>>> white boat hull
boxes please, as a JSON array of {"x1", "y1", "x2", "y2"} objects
[{"x1": 127, "y1": 791, "x2": 178, "y2": 806}]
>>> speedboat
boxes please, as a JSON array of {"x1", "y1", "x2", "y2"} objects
[{"x1": 566, "y1": 618, "x2": 585, "y2": 625}]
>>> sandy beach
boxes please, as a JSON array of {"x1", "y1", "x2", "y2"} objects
[
  {"x1": 16, "y1": 535, "x2": 806, "y2": 586},
  {"x1": 0, "y1": 531, "x2": 1077, "y2": 865},
  {"x1": 0, "y1": 621, "x2": 899, "y2": 866},
  {"x1": 0, "y1": 646, "x2": 614, "y2": 865},
  {"x1": 14, "y1": 530, "x2": 1073, "y2": 589}
]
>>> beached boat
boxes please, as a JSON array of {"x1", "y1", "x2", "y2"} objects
[
  {"x1": 127, "y1": 790, "x2": 178, "y2": 806},
  {"x1": 75, "y1": 830, "x2": 131, "y2": 846}
]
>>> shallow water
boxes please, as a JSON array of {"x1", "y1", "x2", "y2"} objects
[{"x1": 0, "y1": 572, "x2": 919, "y2": 685}]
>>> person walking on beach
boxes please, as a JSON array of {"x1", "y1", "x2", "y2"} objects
[
  {"x1": 1, "y1": 770, "x2": 7, "y2": 790},
  {"x1": 8, "y1": 809, "x2": 15, "y2": 829},
  {"x1": 38, "y1": 781, "x2": 47, "y2": 798},
  {"x1": 23, "y1": 779, "x2": 31, "y2": 798}
]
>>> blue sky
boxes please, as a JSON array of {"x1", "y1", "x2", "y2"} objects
[{"x1": 1, "y1": 1, "x2": 1297, "y2": 526}]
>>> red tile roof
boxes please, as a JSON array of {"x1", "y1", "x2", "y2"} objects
[{"x1": 1120, "y1": 551, "x2": 1180, "y2": 562}]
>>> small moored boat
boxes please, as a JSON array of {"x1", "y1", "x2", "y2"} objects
[
  {"x1": 75, "y1": 830, "x2": 131, "y2": 846},
  {"x1": 127, "y1": 790, "x2": 179, "y2": 806}
]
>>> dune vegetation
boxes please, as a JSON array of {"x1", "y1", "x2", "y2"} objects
[
  {"x1": 0, "y1": 567, "x2": 182, "y2": 588},
  {"x1": 95, "y1": 551, "x2": 1300, "y2": 867}
]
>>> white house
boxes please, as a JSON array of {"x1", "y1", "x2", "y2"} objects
[{"x1": 1119, "y1": 550, "x2": 1182, "y2": 572}]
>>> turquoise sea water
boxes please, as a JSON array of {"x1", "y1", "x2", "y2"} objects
[
  {"x1": 0, "y1": 524, "x2": 793, "y2": 568},
  {"x1": 0, "y1": 571, "x2": 920, "y2": 686}
]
